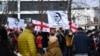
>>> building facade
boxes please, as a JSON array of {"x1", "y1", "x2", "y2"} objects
[
  {"x1": 0, "y1": 0, "x2": 68, "y2": 23},
  {"x1": 72, "y1": 7, "x2": 100, "y2": 29}
]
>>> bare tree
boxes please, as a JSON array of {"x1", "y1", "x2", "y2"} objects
[
  {"x1": 0, "y1": 0, "x2": 17, "y2": 25},
  {"x1": 71, "y1": 0, "x2": 99, "y2": 27},
  {"x1": 72, "y1": 0, "x2": 99, "y2": 8}
]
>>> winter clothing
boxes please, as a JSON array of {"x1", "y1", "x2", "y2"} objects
[
  {"x1": 66, "y1": 35, "x2": 74, "y2": 47},
  {"x1": 18, "y1": 29, "x2": 37, "y2": 56},
  {"x1": 73, "y1": 32, "x2": 89, "y2": 54},
  {"x1": 88, "y1": 34, "x2": 95, "y2": 56},
  {"x1": 0, "y1": 41, "x2": 10, "y2": 56},
  {"x1": 36, "y1": 35, "x2": 43, "y2": 48},
  {"x1": 0, "y1": 25, "x2": 15, "y2": 56},
  {"x1": 65, "y1": 35, "x2": 74, "y2": 56},
  {"x1": 36, "y1": 35, "x2": 43, "y2": 54},
  {"x1": 56, "y1": 33, "x2": 66, "y2": 56},
  {"x1": 48, "y1": 35, "x2": 58, "y2": 44},
  {"x1": 44, "y1": 40, "x2": 62, "y2": 56}
]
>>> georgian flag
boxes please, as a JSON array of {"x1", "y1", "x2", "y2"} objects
[
  {"x1": 47, "y1": 11, "x2": 69, "y2": 29},
  {"x1": 69, "y1": 21, "x2": 78, "y2": 32},
  {"x1": 32, "y1": 20, "x2": 50, "y2": 32}
]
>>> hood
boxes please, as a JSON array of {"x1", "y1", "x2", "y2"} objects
[{"x1": 47, "y1": 41, "x2": 59, "y2": 51}]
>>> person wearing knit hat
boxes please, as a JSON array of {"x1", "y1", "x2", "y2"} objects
[
  {"x1": 44, "y1": 36, "x2": 62, "y2": 56},
  {"x1": 48, "y1": 27, "x2": 57, "y2": 45},
  {"x1": 44, "y1": 28, "x2": 62, "y2": 56},
  {"x1": 48, "y1": 35, "x2": 58, "y2": 45}
]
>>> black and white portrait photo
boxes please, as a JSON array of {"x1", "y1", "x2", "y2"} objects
[
  {"x1": 47, "y1": 11, "x2": 69, "y2": 29},
  {"x1": 54, "y1": 12, "x2": 62, "y2": 24}
]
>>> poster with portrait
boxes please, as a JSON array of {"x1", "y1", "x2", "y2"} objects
[{"x1": 47, "y1": 11, "x2": 69, "y2": 29}]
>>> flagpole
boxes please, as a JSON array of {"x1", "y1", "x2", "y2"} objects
[
  {"x1": 39, "y1": 0, "x2": 44, "y2": 22},
  {"x1": 67, "y1": 0, "x2": 72, "y2": 21},
  {"x1": 67, "y1": 0, "x2": 72, "y2": 29}
]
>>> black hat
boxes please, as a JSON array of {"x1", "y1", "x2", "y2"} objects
[{"x1": 78, "y1": 27, "x2": 83, "y2": 31}]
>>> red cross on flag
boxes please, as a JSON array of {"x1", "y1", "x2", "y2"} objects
[
  {"x1": 69, "y1": 21, "x2": 78, "y2": 32},
  {"x1": 32, "y1": 20, "x2": 50, "y2": 32}
]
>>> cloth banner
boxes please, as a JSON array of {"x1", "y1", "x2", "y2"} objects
[
  {"x1": 47, "y1": 11, "x2": 69, "y2": 29},
  {"x1": 18, "y1": 19, "x2": 25, "y2": 29},
  {"x1": 7, "y1": 17, "x2": 19, "y2": 29},
  {"x1": 7, "y1": 17, "x2": 25, "y2": 30},
  {"x1": 32, "y1": 20, "x2": 50, "y2": 32}
]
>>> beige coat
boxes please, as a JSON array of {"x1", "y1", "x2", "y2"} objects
[{"x1": 44, "y1": 41, "x2": 62, "y2": 56}]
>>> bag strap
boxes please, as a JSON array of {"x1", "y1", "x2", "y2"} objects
[{"x1": 71, "y1": 36, "x2": 74, "y2": 45}]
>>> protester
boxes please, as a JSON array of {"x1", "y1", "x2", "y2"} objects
[
  {"x1": 9, "y1": 29, "x2": 19, "y2": 52},
  {"x1": 56, "y1": 29, "x2": 66, "y2": 56},
  {"x1": 0, "y1": 25, "x2": 17, "y2": 56},
  {"x1": 36, "y1": 32, "x2": 44, "y2": 55},
  {"x1": 18, "y1": 23, "x2": 37, "y2": 56},
  {"x1": 87, "y1": 30, "x2": 95, "y2": 56},
  {"x1": 44, "y1": 28, "x2": 62, "y2": 56},
  {"x1": 91, "y1": 29, "x2": 100, "y2": 56},
  {"x1": 73, "y1": 27, "x2": 89, "y2": 56},
  {"x1": 65, "y1": 30, "x2": 74, "y2": 56},
  {"x1": 96, "y1": 30, "x2": 100, "y2": 56}
]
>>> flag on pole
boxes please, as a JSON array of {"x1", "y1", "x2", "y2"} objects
[
  {"x1": 18, "y1": 19, "x2": 25, "y2": 29},
  {"x1": 69, "y1": 21, "x2": 78, "y2": 32},
  {"x1": 7, "y1": 17, "x2": 19, "y2": 29},
  {"x1": 47, "y1": 11, "x2": 69, "y2": 29},
  {"x1": 32, "y1": 20, "x2": 50, "y2": 32}
]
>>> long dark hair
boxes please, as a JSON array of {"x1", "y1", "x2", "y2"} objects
[{"x1": 55, "y1": 12, "x2": 62, "y2": 22}]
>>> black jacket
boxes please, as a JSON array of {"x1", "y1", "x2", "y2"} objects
[
  {"x1": 73, "y1": 32, "x2": 89, "y2": 54},
  {"x1": 0, "y1": 41, "x2": 10, "y2": 56}
]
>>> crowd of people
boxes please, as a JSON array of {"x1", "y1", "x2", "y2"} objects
[{"x1": 0, "y1": 22, "x2": 100, "y2": 56}]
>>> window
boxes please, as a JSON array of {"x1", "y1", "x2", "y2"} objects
[
  {"x1": 20, "y1": 1, "x2": 68, "y2": 11},
  {"x1": 21, "y1": 14, "x2": 48, "y2": 23},
  {"x1": 0, "y1": 2, "x2": 6, "y2": 11},
  {"x1": 8, "y1": 1, "x2": 17, "y2": 11}
]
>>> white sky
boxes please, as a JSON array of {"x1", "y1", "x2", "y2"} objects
[{"x1": 72, "y1": 0, "x2": 99, "y2": 7}]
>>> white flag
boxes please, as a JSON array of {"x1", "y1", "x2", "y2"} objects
[
  {"x1": 7, "y1": 17, "x2": 18, "y2": 29},
  {"x1": 47, "y1": 11, "x2": 69, "y2": 29},
  {"x1": 18, "y1": 19, "x2": 25, "y2": 29}
]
